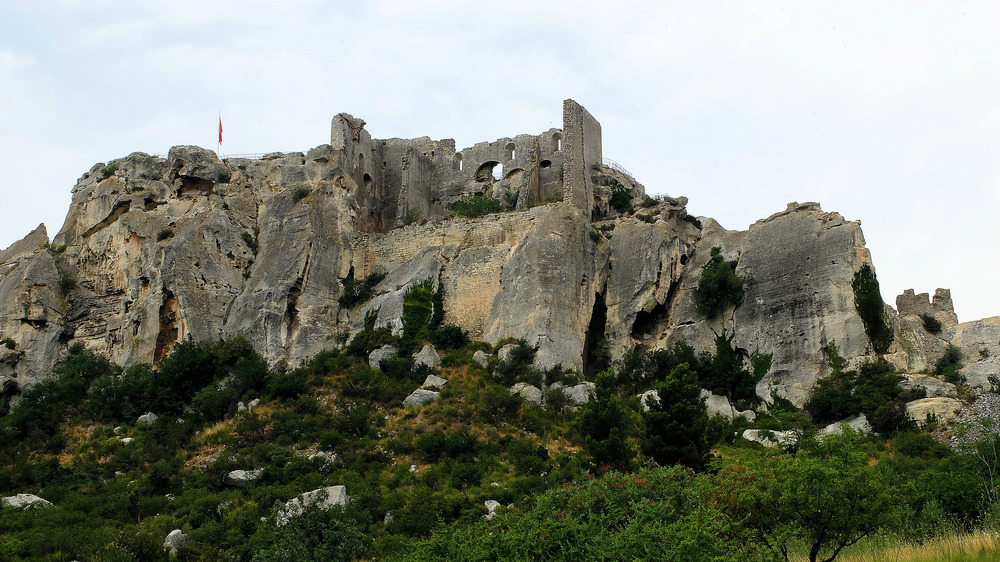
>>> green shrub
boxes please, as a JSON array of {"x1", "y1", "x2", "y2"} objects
[
  {"x1": 574, "y1": 370, "x2": 634, "y2": 470},
  {"x1": 429, "y1": 324, "x2": 468, "y2": 350},
  {"x1": 338, "y1": 270, "x2": 386, "y2": 309},
  {"x1": 805, "y1": 343, "x2": 917, "y2": 433},
  {"x1": 700, "y1": 331, "x2": 769, "y2": 410},
  {"x1": 217, "y1": 170, "x2": 232, "y2": 183},
  {"x1": 399, "y1": 278, "x2": 436, "y2": 355},
  {"x1": 934, "y1": 344, "x2": 964, "y2": 383},
  {"x1": 403, "y1": 208, "x2": 422, "y2": 225},
  {"x1": 99, "y1": 163, "x2": 118, "y2": 179},
  {"x1": 642, "y1": 363, "x2": 710, "y2": 470},
  {"x1": 588, "y1": 229, "x2": 601, "y2": 243},
  {"x1": 452, "y1": 195, "x2": 504, "y2": 218},
  {"x1": 681, "y1": 214, "x2": 702, "y2": 229},
  {"x1": 852, "y1": 264, "x2": 894, "y2": 354},
  {"x1": 694, "y1": 247, "x2": 746, "y2": 319},
  {"x1": 291, "y1": 185, "x2": 311, "y2": 203},
  {"x1": 57, "y1": 268, "x2": 77, "y2": 295},
  {"x1": 1, "y1": 337, "x2": 15, "y2": 350},
  {"x1": 156, "y1": 228, "x2": 174, "y2": 241},
  {"x1": 492, "y1": 341, "x2": 543, "y2": 387},
  {"x1": 609, "y1": 183, "x2": 633, "y2": 214},
  {"x1": 920, "y1": 313, "x2": 943, "y2": 334}
]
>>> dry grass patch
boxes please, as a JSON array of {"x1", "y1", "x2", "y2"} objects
[{"x1": 836, "y1": 529, "x2": 1000, "y2": 562}]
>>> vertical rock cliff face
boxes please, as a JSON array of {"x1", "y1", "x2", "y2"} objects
[{"x1": 2, "y1": 109, "x2": 993, "y2": 409}]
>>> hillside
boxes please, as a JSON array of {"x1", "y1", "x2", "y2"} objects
[{"x1": 2, "y1": 100, "x2": 1000, "y2": 561}]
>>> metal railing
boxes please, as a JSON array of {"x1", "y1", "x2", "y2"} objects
[{"x1": 602, "y1": 158, "x2": 635, "y2": 181}]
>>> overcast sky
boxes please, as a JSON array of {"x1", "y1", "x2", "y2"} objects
[{"x1": 2, "y1": 1, "x2": 998, "y2": 322}]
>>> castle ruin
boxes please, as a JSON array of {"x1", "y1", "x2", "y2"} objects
[{"x1": 331, "y1": 99, "x2": 613, "y2": 229}]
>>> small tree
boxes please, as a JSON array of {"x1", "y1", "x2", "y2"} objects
[
  {"x1": 694, "y1": 247, "x2": 746, "y2": 319},
  {"x1": 642, "y1": 363, "x2": 710, "y2": 471},
  {"x1": 574, "y1": 369, "x2": 634, "y2": 471},
  {"x1": 724, "y1": 430, "x2": 900, "y2": 562},
  {"x1": 701, "y1": 331, "x2": 769, "y2": 411},
  {"x1": 852, "y1": 264, "x2": 894, "y2": 354}
]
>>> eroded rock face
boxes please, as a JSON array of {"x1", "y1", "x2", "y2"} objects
[{"x1": 3, "y1": 128, "x2": 993, "y2": 417}]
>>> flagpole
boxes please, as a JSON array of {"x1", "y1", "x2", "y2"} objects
[{"x1": 218, "y1": 110, "x2": 222, "y2": 157}]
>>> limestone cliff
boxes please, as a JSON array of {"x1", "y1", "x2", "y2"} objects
[{"x1": 1, "y1": 101, "x2": 992, "y2": 409}]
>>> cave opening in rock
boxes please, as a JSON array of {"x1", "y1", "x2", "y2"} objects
[
  {"x1": 631, "y1": 301, "x2": 669, "y2": 341},
  {"x1": 583, "y1": 291, "x2": 609, "y2": 378}
]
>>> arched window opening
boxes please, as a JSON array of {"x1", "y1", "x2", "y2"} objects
[
  {"x1": 358, "y1": 152, "x2": 365, "y2": 171},
  {"x1": 540, "y1": 159, "x2": 552, "y2": 168},
  {"x1": 475, "y1": 161, "x2": 501, "y2": 182},
  {"x1": 454, "y1": 153, "x2": 463, "y2": 172},
  {"x1": 505, "y1": 142, "x2": 515, "y2": 161},
  {"x1": 552, "y1": 133, "x2": 562, "y2": 152},
  {"x1": 363, "y1": 173, "x2": 372, "y2": 190}
]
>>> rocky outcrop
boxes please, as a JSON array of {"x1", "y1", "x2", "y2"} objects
[
  {"x1": 3, "y1": 104, "x2": 997, "y2": 418},
  {"x1": 225, "y1": 469, "x2": 263, "y2": 487},
  {"x1": 1, "y1": 493, "x2": 52, "y2": 509},
  {"x1": 164, "y1": 529, "x2": 188, "y2": 553},
  {"x1": 277, "y1": 485, "x2": 349, "y2": 526},
  {"x1": 906, "y1": 397, "x2": 964, "y2": 425},
  {"x1": 403, "y1": 388, "x2": 440, "y2": 407}
]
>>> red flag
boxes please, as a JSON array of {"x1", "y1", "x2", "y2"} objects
[{"x1": 218, "y1": 117, "x2": 223, "y2": 144}]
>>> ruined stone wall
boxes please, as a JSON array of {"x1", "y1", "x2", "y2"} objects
[
  {"x1": 897, "y1": 288, "x2": 959, "y2": 327},
  {"x1": 562, "y1": 99, "x2": 601, "y2": 214},
  {"x1": 334, "y1": 101, "x2": 589, "y2": 228}
]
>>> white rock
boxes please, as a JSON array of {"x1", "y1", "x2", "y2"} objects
[
  {"x1": 384, "y1": 511, "x2": 394, "y2": 524},
  {"x1": 906, "y1": 397, "x2": 964, "y2": 425},
  {"x1": 564, "y1": 382, "x2": 595, "y2": 406},
  {"x1": 700, "y1": 389, "x2": 757, "y2": 422},
  {"x1": 742, "y1": 429, "x2": 797, "y2": 448},
  {"x1": 277, "y1": 485, "x2": 349, "y2": 526},
  {"x1": 638, "y1": 389, "x2": 660, "y2": 412},
  {"x1": 369, "y1": 345, "x2": 398, "y2": 370},
  {"x1": 409, "y1": 464, "x2": 418, "y2": 473},
  {"x1": 137, "y1": 412, "x2": 158, "y2": 424},
  {"x1": 164, "y1": 529, "x2": 187, "y2": 553},
  {"x1": 414, "y1": 344, "x2": 441, "y2": 370},
  {"x1": 308, "y1": 451, "x2": 337, "y2": 467},
  {"x1": 900, "y1": 374, "x2": 958, "y2": 398},
  {"x1": 113, "y1": 426, "x2": 122, "y2": 435},
  {"x1": 247, "y1": 398, "x2": 260, "y2": 410},
  {"x1": 510, "y1": 382, "x2": 543, "y2": 406},
  {"x1": 225, "y1": 469, "x2": 263, "y2": 487},
  {"x1": 1, "y1": 494, "x2": 52, "y2": 509},
  {"x1": 403, "y1": 388, "x2": 441, "y2": 407},
  {"x1": 473, "y1": 350, "x2": 489, "y2": 368},
  {"x1": 497, "y1": 343, "x2": 519, "y2": 364},
  {"x1": 119, "y1": 437, "x2": 134, "y2": 444},
  {"x1": 237, "y1": 401, "x2": 246, "y2": 412},
  {"x1": 485, "y1": 499, "x2": 501, "y2": 520},
  {"x1": 817, "y1": 414, "x2": 871, "y2": 439},
  {"x1": 421, "y1": 374, "x2": 448, "y2": 390}
]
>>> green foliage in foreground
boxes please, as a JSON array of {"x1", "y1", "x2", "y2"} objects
[
  {"x1": 3, "y1": 333, "x2": 1000, "y2": 561},
  {"x1": 719, "y1": 431, "x2": 901, "y2": 562},
  {"x1": 410, "y1": 465, "x2": 772, "y2": 562}
]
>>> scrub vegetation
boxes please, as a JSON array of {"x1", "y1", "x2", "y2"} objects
[{"x1": 0, "y1": 320, "x2": 997, "y2": 560}]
